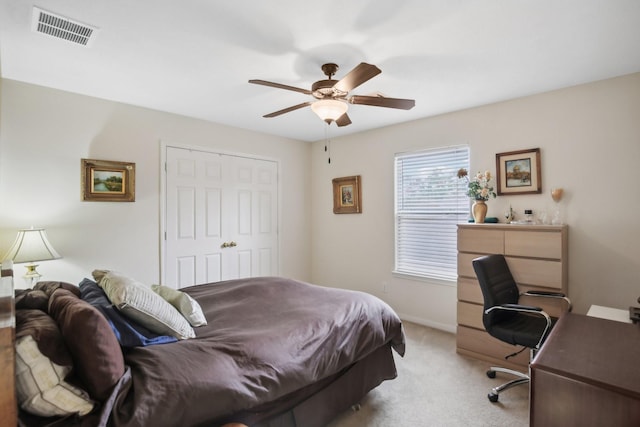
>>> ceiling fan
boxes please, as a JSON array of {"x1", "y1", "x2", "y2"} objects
[{"x1": 249, "y1": 62, "x2": 415, "y2": 127}]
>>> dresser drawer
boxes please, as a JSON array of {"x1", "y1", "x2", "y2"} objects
[
  {"x1": 456, "y1": 325, "x2": 529, "y2": 368},
  {"x1": 507, "y1": 257, "x2": 563, "y2": 289},
  {"x1": 457, "y1": 276, "x2": 482, "y2": 304},
  {"x1": 457, "y1": 252, "x2": 480, "y2": 278},
  {"x1": 457, "y1": 301, "x2": 484, "y2": 330},
  {"x1": 505, "y1": 230, "x2": 562, "y2": 259},
  {"x1": 458, "y1": 250, "x2": 563, "y2": 286},
  {"x1": 457, "y1": 228, "x2": 504, "y2": 254}
]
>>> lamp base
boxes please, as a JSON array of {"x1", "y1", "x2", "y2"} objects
[{"x1": 23, "y1": 263, "x2": 42, "y2": 287}]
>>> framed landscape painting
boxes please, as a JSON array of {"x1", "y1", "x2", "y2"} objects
[
  {"x1": 495, "y1": 148, "x2": 541, "y2": 195},
  {"x1": 81, "y1": 159, "x2": 135, "y2": 202}
]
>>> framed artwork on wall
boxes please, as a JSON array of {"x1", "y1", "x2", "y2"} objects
[
  {"x1": 495, "y1": 148, "x2": 541, "y2": 195},
  {"x1": 81, "y1": 158, "x2": 136, "y2": 202},
  {"x1": 332, "y1": 175, "x2": 362, "y2": 214}
]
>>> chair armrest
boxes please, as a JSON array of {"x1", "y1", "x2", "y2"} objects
[
  {"x1": 523, "y1": 290, "x2": 565, "y2": 297},
  {"x1": 485, "y1": 304, "x2": 553, "y2": 350},
  {"x1": 502, "y1": 303, "x2": 542, "y2": 311},
  {"x1": 521, "y1": 291, "x2": 573, "y2": 312},
  {"x1": 485, "y1": 304, "x2": 546, "y2": 316}
]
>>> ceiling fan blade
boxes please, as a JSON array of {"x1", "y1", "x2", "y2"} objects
[
  {"x1": 349, "y1": 95, "x2": 415, "y2": 110},
  {"x1": 335, "y1": 113, "x2": 352, "y2": 127},
  {"x1": 263, "y1": 102, "x2": 312, "y2": 118},
  {"x1": 249, "y1": 79, "x2": 312, "y2": 95},
  {"x1": 333, "y1": 63, "x2": 381, "y2": 93}
]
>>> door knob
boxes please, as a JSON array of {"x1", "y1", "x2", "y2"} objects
[{"x1": 221, "y1": 241, "x2": 237, "y2": 248}]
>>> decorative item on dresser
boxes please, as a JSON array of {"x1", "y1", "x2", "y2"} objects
[
  {"x1": 456, "y1": 223, "x2": 569, "y2": 370},
  {"x1": 550, "y1": 187, "x2": 564, "y2": 225},
  {"x1": 457, "y1": 168, "x2": 497, "y2": 224}
]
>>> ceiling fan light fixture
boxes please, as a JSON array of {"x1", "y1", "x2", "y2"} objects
[
  {"x1": 250, "y1": 62, "x2": 414, "y2": 127},
  {"x1": 311, "y1": 99, "x2": 348, "y2": 123}
]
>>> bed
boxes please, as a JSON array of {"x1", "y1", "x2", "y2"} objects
[{"x1": 8, "y1": 267, "x2": 405, "y2": 427}]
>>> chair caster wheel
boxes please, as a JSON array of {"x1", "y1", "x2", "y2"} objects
[
  {"x1": 486, "y1": 370, "x2": 496, "y2": 379},
  {"x1": 488, "y1": 392, "x2": 499, "y2": 402}
]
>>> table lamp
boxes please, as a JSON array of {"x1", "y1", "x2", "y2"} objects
[{"x1": 2, "y1": 227, "x2": 61, "y2": 286}]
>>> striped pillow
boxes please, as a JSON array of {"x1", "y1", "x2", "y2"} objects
[
  {"x1": 151, "y1": 284, "x2": 207, "y2": 327},
  {"x1": 94, "y1": 270, "x2": 195, "y2": 340},
  {"x1": 15, "y1": 335, "x2": 94, "y2": 417}
]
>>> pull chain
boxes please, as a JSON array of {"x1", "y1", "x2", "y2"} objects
[{"x1": 324, "y1": 123, "x2": 331, "y2": 164}]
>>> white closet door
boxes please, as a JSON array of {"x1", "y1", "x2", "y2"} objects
[{"x1": 164, "y1": 146, "x2": 278, "y2": 288}]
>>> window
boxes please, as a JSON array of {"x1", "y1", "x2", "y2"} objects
[{"x1": 394, "y1": 145, "x2": 470, "y2": 282}]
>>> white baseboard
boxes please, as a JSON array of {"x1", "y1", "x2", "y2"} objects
[{"x1": 397, "y1": 312, "x2": 456, "y2": 334}]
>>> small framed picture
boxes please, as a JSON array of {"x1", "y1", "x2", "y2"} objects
[
  {"x1": 495, "y1": 148, "x2": 541, "y2": 195},
  {"x1": 332, "y1": 175, "x2": 362, "y2": 214},
  {"x1": 81, "y1": 159, "x2": 135, "y2": 202}
]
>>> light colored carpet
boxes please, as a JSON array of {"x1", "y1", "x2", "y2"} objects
[{"x1": 327, "y1": 322, "x2": 529, "y2": 427}]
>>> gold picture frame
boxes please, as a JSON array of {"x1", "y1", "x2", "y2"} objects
[
  {"x1": 495, "y1": 148, "x2": 541, "y2": 195},
  {"x1": 81, "y1": 159, "x2": 136, "y2": 202},
  {"x1": 332, "y1": 175, "x2": 362, "y2": 214}
]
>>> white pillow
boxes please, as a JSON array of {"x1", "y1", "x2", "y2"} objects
[
  {"x1": 16, "y1": 335, "x2": 94, "y2": 417},
  {"x1": 151, "y1": 284, "x2": 207, "y2": 327},
  {"x1": 93, "y1": 270, "x2": 195, "y2": 340}
]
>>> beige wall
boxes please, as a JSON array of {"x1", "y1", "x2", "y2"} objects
[
  {"x1": 311, "y1": 72, "x2": 640, "y2": 330},
  {"x1": 0, "y1": 80, "x2": 312, "y2": 287},
  {"x1": 2, "y1": 73, "x2": 639, "y2": 332}
]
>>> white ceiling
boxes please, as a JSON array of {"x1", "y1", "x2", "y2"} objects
[{"x1": 1, "y1": 1, "x2": 640, "y2": 142}]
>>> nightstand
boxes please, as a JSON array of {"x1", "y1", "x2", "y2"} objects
[{"x1": 0, "y1": 274, "x2": 16, "y2": 426}]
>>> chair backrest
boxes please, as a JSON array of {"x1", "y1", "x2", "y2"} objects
[{"x1": 472, "y1": 254, "x2": 519, "y2": 331}]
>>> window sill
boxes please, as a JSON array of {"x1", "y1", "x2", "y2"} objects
[{"x1": 392, "y1": 270, "x2": 457, "y2": 287}]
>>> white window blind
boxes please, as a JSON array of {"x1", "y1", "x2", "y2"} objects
[{"x1": 394, "y1": 145, "x2": 470, "y2": 282}]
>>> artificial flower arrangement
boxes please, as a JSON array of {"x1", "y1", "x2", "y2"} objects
[{"x1": 457, "y1": 168, "x2": 497, "y2": 201}]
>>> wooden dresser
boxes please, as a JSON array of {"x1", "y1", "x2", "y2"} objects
[
  {"x1": 0, "y1": 270, "x2": 17, "y2": 427},
  {"x1": 456, "y1": 223, "x2": 568, "y2": 370}
]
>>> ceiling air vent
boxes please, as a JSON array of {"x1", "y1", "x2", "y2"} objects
[{"x1": 32, "y1": 7, "x2": 97, "y2": 46}]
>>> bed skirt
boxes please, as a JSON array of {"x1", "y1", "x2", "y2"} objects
[{"x1": 229, "y1": 343, "x2": 398, "y2": 427}]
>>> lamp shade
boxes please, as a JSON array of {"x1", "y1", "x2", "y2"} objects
[
  {"x1": 3, "y1": 228, "x2": 61, "y2": 263},
  {"x1": 311, "y1": 99, "x2": 348, "y2": 122}
]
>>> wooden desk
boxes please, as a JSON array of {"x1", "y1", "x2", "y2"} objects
[{"x1": 530, "y1": 313, "x2": 640, "y2": 426}]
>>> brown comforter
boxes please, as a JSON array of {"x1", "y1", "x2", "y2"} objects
[{"x1": 107, "y1": 277, "x2": 405, "y2": 427}]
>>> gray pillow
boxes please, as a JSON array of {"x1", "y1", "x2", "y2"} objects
[
  {"x1": 151, "y1": 284, "x2": 207, "y2": 327},
  {"x1": 93, "y1": 270, "x2": 195, "y2": 340}
]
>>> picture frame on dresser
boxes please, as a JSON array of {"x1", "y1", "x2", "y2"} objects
[{"x1": 495, "y1": 148, "x2": 541, "y2": 195}]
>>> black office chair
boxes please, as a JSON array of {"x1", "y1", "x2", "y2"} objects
[{"x1": 472, "y1": 254, "x2": 571, "y2": 402}]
